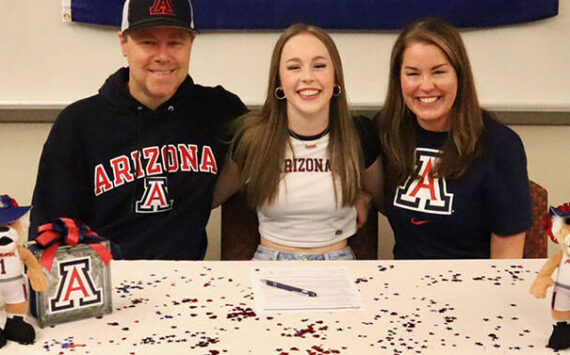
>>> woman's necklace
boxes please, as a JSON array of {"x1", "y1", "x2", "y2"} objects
[{"x1": 288, "y1": 126, "x2": 330, "y2": 141}]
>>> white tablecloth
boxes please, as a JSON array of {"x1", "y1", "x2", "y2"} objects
[{"x1": 8, "y1": 259, "x2": 555, "y2": 354}]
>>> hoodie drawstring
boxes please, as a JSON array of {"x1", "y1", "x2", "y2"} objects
[{"x1": 129, "y1": 106, "x2": 144, "y2": 213}]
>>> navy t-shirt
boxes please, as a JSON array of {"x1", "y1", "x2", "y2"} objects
[
  {"x1": 354, "y1": 115, "x2": 382, "y2": 168},
  {"x1": 386, "y1": 114, "x2": 532, "y2": 259}
]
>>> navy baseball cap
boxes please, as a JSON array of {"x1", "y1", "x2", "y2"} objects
[
  {"x1": 121, "y1": 0, "x2": 199, "y2": 34},
  {"x1": 0, "y1": 195, "x2": 32, "y2": 226}
]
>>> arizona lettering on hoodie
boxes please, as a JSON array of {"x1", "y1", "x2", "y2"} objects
[{"x1": 94, "y1": 143, "x2": 217, "y2": 196}]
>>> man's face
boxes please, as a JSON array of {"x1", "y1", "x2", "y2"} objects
[{"x1": 120, "y1": 27, "x2": 194, "y2": 110}]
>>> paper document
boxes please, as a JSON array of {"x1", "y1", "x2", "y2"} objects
[{"x1": 251, "y1": 266, "x2": 363, "y2": 313}]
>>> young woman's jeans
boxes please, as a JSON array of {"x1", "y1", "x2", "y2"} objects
[{"x1": 252, "y1": 245, "x2": 355, "y2": 261}]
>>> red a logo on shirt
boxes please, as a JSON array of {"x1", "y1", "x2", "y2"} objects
[
  {"x1": 136, "y1": 177, "x2": 174, "y2": 213},
  {"x1": 149, "y1": 0, "x2": 176, "y2": 16},
  {"x1": 393, "y1": 148, "x2": 453, "y2": 215},
  {"x1": 50, "y1": 257, "x2": 102, "y2": 313}
]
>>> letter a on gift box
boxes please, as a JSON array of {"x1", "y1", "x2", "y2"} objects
[
  {"x1": 50, "y1": 257, "x2": 103, "y2": 312},
  {"x1": 30, "y1": 230, "x2": 112, "y2": 327}
]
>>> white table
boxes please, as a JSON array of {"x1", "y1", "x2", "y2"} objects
[{"x1": 8, "y1": 259, "x2": 556, "y2": 354}]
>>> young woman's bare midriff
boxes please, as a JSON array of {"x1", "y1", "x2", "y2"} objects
[{"x1": 260, "y1": 237, "x2": 348, "y2": 253}]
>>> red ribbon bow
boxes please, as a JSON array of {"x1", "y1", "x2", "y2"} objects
[{"x1": 35, "y1": 218, "x2": 113, "y2": 271}]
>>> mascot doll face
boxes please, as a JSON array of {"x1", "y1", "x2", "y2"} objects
[
  {"x1": 553, "y1": 217, "x2": 570, "y2": 255},
  {"x1": 0, "y1": 225, "x2": 18, "y2": 254},
  {"x1": 549, "y1": 204, "x2": 570, "y2": 256}
]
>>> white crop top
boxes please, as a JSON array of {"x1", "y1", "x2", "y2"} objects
[{"x1": 257, "y1": 133, "x2": 356, "y2": 248}]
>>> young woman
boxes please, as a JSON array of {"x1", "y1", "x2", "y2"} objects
[
  {"x1": 377, "y1": 18, "x2": 532, "y2": 259},
  {"x1": 213, "y1": 24, "x2": 383, "y2": 260}
]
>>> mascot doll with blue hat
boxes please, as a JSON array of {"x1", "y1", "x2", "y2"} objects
[
  {"x1": 530, "y1": 203, "x2": 570, "y2": 350},
  {"x1": 0, "y1": 195, "x2": 47, "y2": 347}
]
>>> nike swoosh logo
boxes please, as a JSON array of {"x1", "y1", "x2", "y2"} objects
[{"x1": 410, "y1": 218, "x2": 429, "y2": 225}]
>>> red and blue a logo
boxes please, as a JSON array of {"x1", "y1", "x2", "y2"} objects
[
  {"x1": 49, "y1": 257, "x2": 102, "y2": 313},
  {"x1": 393, "y1": 148, "x2": 454, "y2": 215},
  {"x1": 136, "y1": 177, "x2": 174, "y2": 213},
  {"x1": 149, "y1": 0, "x2": 176, "y2": 16}
]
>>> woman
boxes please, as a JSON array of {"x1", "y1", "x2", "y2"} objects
[
  {"x1": 213, "y1": 24, "x2": 383, "y2": 260},
  {"x1": 377, "y1": 18, "x2": 531, "y2": 259}
]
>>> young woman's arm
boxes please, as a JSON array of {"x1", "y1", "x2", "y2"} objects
[
  {"x1": 212, "y1": 159, "x2": 242, "y2": 208},
  {"x1": 490, "y1": 232, "x2": 525, "y2": 258},
  {"x1": 361, "y1": 156, "x2": 384, "y2": 213}
]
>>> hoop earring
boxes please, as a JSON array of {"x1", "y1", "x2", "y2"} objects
[
  {"x1": 274, "y1": 87, "x2": 286, "y2": 100},
  {"x1": 333, "y1": 85, "x2": 342, "y2": 97}
]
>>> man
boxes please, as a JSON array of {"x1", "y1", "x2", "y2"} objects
[{"x1": 30, "y1": 0, "x2": 247, "y2": 260}]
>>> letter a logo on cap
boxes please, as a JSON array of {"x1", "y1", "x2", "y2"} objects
[{"x1": 150, "y1": 0, "x2": 176, "y2": 16}]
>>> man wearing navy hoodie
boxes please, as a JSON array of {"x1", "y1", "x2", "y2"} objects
[{"x1": 31, "y1": 0, "x2": 247, "y2": 259}]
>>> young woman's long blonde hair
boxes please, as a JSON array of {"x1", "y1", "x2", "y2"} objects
[
  {"x1": 378, "y1": 18, "x2": 485, "y2": 187},
  {"x1": 231, "y1": 23, "x2": 362, "y2": 209}
]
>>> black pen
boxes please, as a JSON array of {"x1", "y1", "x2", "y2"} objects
[{"x1": 260, "y1": 279, "x2": 317, "y2": 297}]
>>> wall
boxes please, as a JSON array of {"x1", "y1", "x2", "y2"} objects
[
  {"x1": 1, "y1": 1, "x2": 569, "y2": 259},
  {"x1": 1, "y1": 1, "x2": 569, "y2": 110}
]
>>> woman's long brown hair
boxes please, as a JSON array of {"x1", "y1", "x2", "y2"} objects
[
  {"x1": 231, "y1": 24, "x2": 362, "y2": 209},
  {"x1": 377, "y1": 18, "x2": 484, "y2": 188}
]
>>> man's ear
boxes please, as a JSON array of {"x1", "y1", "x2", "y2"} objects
[{"x1": 119, "y1": 31, "x2": 128, "y2": 57}]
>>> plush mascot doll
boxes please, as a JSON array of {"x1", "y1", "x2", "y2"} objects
[
  {"x1": 530, "y1": 203, "x2": 570, "y2": 350},
  {"x1": 0, "y1": 195, "x2": 47, "y2": 347}
]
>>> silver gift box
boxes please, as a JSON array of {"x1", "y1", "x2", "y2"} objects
[{"x1": 29, "y1": 241, "x2": 112, "y2": 327}]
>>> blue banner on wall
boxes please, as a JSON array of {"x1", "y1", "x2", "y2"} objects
[{"x1": 64, "y1": 0, "x2": 559, "y2": 30}]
